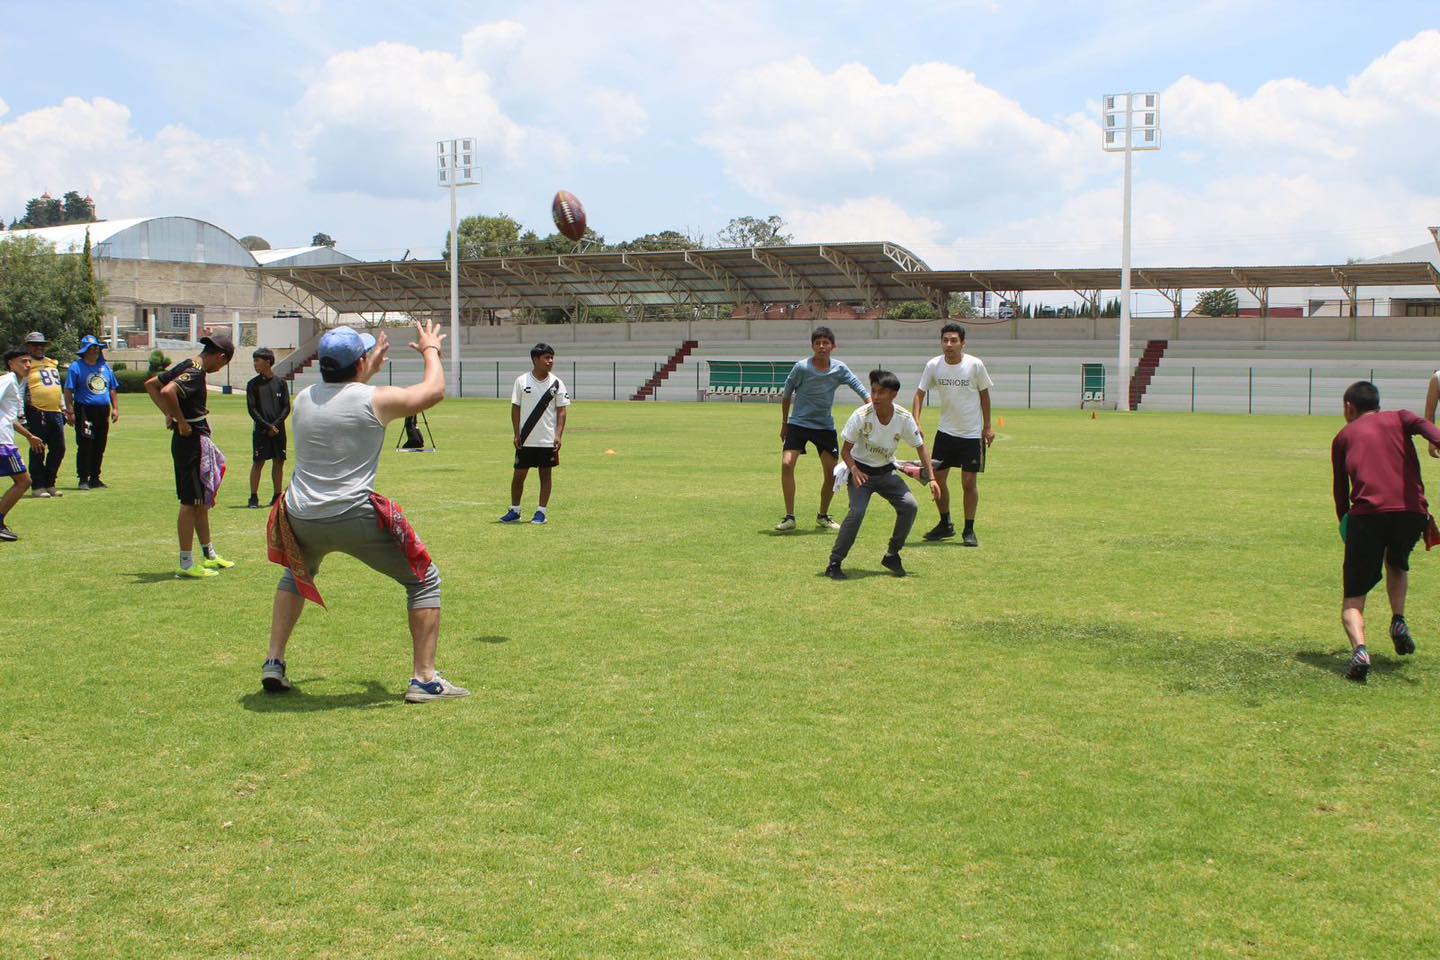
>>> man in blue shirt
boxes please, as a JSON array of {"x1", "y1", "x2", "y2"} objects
[
  {"x1": 776, "y1": 326, "x2": 869, "y2": 531},
  {"x1": 63, "y1": 335, "x2": 120, "y2": 490}
]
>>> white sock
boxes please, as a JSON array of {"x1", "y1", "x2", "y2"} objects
[
  {"x1": 202, "y1": 542, "x2": 217, "y2": 560},
  {"x1": 179, "y1": 550, "x2": 194, "y2": 569},
  {"x1": 510, "y1": 504, "x2": 520, "y2": 512}
]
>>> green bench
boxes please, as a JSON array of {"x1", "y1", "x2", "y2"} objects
[{"x1": 703, "y1": 360, "x2": 791, "y2": 400}]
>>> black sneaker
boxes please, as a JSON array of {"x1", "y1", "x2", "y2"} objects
[
  {"x1": 1346, "y1": 646, "x2": 1370, "y2": 683},
  {"x1": 261, "y1": 658, "x2": 292, "y2": 693},
  {"x1": 0, "y1": 525, "x2": 16, "y2": 542},
  {"x1": 269, "y1": 493, "x2": 281, "y2": 507},
  {"x1": 247, "y1": 494, "x2": 260, "y2": 509},
  {"x1": 824, "y1": 561, "x2": 846, "y2": 580},
  {"x1": 1391, "y1": 618, "x2": 1416, "y2": 656},
  {"x1": 962, "y1": 529, "x2": 979, "y2": 547},
  {"x1": 89, "y1": 480, "x2": 107, "y2": 489},
  {"x1": 880, "y1": 553, "x2": 907, "y2": 577},
  {"x1": 922, "y1": 521, "x2": 955, "y2": 541}
]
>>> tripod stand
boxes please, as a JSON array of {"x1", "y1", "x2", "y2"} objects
[{"x1": 395, "y1": 410, "x2": 437, "y2": 452}]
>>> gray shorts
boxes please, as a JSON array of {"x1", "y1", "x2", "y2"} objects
[{"x1": 278, "y1": 500, "x2": 442, "y2": 609}]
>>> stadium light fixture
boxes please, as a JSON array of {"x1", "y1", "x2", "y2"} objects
[
  {"x1": 1102, "y1": 93, "x2": 1160, "y2": 411},
  {"x1": 437, "y1": 138, "x2": 481, "y2": 393}
]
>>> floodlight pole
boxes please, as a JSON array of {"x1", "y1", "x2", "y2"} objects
[
  {"x1": 449, "y1": 177, "x2": 459, "y2": 395},
  {"x1": 1120, "y1": 102, "x2": 1133, "y2": 412}
]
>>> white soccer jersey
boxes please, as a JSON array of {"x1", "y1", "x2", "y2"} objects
[
  {"x1": 918, "y1": 353, "x2": 993, "y2": 439},
  {"x1": 511, "y1": 372, "x2": 571, "y2": 447},
  {"x1": 841, "y1": 403, "x2": 925, "y2": 469},
  {"x1": 0, "y1": 372, "x2": 21, "y2": 448}
]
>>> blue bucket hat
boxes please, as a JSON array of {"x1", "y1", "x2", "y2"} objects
[
  {"x1": 317, "y1": 326, "x2": 377, "y2": 368},
  {"x1": 77, "y1": 334, "x2": 106, "y2": 358}
]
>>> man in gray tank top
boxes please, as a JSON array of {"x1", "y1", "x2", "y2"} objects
[{"x1": 261, "y1": 320, "x2": 469, "y2": 703}]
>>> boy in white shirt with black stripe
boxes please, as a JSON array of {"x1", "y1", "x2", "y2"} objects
[
  {"x1": 826, "y1": 370, "x2": 940, "y2": 579},
  {"x1": 501, "y1": 343, "x2": 570, "y2": 525}
]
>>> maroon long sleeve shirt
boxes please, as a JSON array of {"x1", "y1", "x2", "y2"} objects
[{"x1": 1331, "y1": 409, "x2": 1440, "y2": 521}]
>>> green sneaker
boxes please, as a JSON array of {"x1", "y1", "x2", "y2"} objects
[
  {"x1": 175, "y1": 565, "x2": 219, "y2": 579},
  {"x1": 201, "y1": 554, "x2": 235, "y2": 570}
]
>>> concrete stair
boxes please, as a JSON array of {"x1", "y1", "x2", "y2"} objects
[
  {"x1": 631, "y1": 340, "x2": 698, "y2": 400},
  {"x1": 1128, "y1": 339, "x2": 1168, "y2": 410}
]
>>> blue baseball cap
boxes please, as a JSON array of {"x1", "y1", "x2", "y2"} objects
[
  {"x1": 317, "y1": 326, "x2": 376, "y2": 368},
  {"x1": 77, "y1": 334, "x2": 106, "y2": 357}
]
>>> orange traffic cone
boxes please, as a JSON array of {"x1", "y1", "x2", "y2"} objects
[
  {"x1": 1091, "y1": 411, "x2": 1097, "y2": 420},
  {"x1": 997, "y1": 416, "x2": 1006, "y2": 428}
]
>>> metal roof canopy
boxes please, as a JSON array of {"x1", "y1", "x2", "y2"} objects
[
  {"x1": 258, "y1": 242, "x2": 936, "y2": 317},
  {"x1": 912, "y1": 262, "x2": 1440, "y2": 296}
]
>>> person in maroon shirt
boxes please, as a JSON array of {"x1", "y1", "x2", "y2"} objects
[{"x1": 1331, "y1": 381, "x2": 1440, "y2": 682}]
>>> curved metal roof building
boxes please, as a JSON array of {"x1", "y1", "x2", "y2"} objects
[{"x1": 1, "y1": 216, "x2": 258, "y2": 268}]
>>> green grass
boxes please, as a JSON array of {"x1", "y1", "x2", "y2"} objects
[{"x1": 3, "y1": 398, "x2": 1439, "y2": 958}]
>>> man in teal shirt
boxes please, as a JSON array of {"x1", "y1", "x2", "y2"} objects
[
  {"x1": 63, "y1": 335, "x2": 120, "y2": 490},
  {"x1": 775, "y1": 326, "x2": 869, "y2": 531}
]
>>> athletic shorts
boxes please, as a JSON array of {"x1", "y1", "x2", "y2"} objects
[
  {"x1": 172, "y1": 431, "x2": 205, "y2": 505},
  {"x1": 783, "y1": 425, "x2": 839, "y2": 457},
  {"x1": 253, "y1": 426, "x2": 287, "y2": 463},
  {"x1": 933, "y1": 432, "x2": 985, "y2": 474},
  {"x1": 515, "y1": 446, "x2": 558, "y2": 469},
  {"x1": 1343, "y1": 512, "x2": 1427, "y2": 598},
  {"x1": 0, "y1": 444, "x2": 26, "y2": 477}
]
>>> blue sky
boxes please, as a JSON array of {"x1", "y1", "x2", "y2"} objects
[{"x1": 2, "y1": 1, "x2": 1438, "y2": 279}]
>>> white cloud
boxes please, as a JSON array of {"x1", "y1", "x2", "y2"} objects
[
  {"x1": 785, "y1": 196, "x2": 944, "y2": 250},
  {"x1": 0, "y1": 96, "x2": 270, "y2": 220},
  {"x1": 701, "y1": 57, "x2": 1098, "y2": 215},
  {"x1": 461, "y1": 20, "x2": 528, "y2": 64}
]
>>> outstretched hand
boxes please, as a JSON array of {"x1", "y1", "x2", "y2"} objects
[
  {"x1": 359, "y1": 332, "x2": 391, "y2": 382},
  {"x1": 409, "y1": 319, "x2": 448, "y2": 356}
]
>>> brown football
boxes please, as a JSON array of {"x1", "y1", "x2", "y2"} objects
[{"x1": 551, "y1": 190, "x2": 587, "y2": 242}]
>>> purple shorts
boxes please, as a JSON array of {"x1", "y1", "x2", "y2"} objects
[{"x1": 0, "y1": 444, "x2": 26, "y2": 477}]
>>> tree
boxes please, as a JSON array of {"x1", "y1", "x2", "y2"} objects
[
  {"x1": 445, "y1": 213, "x2": 528, "y2": 259},
  {"x1": 311, "y1": 232, "x2": 336, "y2": 248},
  {"x1": 239, "y1": 235, "x2": 271, "y2": 251},
  {"x1": 62, "y1": 191, "x2": 95, "y2": 224},
  {"x1": 1195, "y1": 288, "x2": 1239, "y2": 317},
  {"x1": 716, "y1": 215, "x2": 791, "y2": 248},
  {"x1": 0, "y1": 234, "x2": 106, "y2": 354},
  {"x1": 886, "y1": 300, "x2": 939, "y2": 320},
  {"x1": 613, "y1": 229, "x2": 699, "y2": 252}
]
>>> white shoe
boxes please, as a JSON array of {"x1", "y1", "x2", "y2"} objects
[
  {"x1": 816, "y1": 514, "x2": 841, "y2": 530},
  {"x1": 30, "y1": 489, "x2": 51, "y2": 499},
  {"x1": 405, "y1": 673, "x2": 471, "y2": 703},
  {"x1": 47, "y1": 487, "x2": 62, "y2": 498},
  {"x1": 774, "y1": 516, "x2": 797, "y2": 531}
]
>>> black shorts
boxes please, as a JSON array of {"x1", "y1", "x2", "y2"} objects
[
  {"x1": 515, "y1": 446, "x2": 558, "y2": 470},
  {"x1": 783, "y1": 425, "x2": 839, "y2": 457},
  {"x1": 933, "y1": 432, "x2": 985, "y2": 474},
  {"x1": 1343, "y1": 512, "x2": 1427, "y2": 598},
  {"x1": 171, "y1": 431, "x2": 205, "y2": 506},
  {"x1": 253, "y1": 426, "x2": 287, "y2": 463}
]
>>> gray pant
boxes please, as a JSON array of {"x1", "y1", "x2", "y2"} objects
[
  {"x1": 830, "y1": 469, "x2": 918, "y2": 564},
  {"x1": 278, "y1": 500, "x2": 442, "y2": 609}
]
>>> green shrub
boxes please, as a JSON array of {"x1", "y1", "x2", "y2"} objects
[
  {"x1": 115, "y1": 368, "x2": 152, "y2": 393},
  {"x1": 147, "y1": 350, "x2": 170, "y2": 374}
]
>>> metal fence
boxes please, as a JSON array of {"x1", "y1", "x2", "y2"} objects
[{"x1": 288, "y1": 357, "x2": 1437, "y2": 415}]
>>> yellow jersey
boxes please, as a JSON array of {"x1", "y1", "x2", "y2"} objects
[{"x1": 24, "y1": 356, "x2": 64, "y2": 412}]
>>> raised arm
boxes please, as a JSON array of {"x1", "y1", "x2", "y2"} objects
[{"x1": 371, "y1": 320, "x2": 446, "y2": 426}]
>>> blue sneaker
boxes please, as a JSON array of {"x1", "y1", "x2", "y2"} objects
[
  {"x1": 499, "y1": 509, "x2": 522, "y2": 523},
  {"x1": 531, "y1": 511, "x2": 547, "y2": 525}
]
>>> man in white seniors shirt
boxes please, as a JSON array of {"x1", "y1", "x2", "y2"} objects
[
  {"x1": 913, "y1": 323, "x2": 994, "y2": 547},
  {"x1": 825, "y1": 370, "x2": 941, "y2": 580}
]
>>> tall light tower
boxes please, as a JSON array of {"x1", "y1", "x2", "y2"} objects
[
  {"x1": 437, "y1": 137, "x2": 480, "y2": 395},
  {"x1": 1102, "y1": 93, "x2": 1160, "y2": 410}
]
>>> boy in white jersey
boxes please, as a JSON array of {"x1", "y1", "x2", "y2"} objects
[
  {"x1": 913, "y1": 323, "x2": 994, "y2": 547},
  {"x1": 826, "y1": 371, "x2": 940, "y2": 580},
  {"x1": 501, "y1": 343, "x2": 570, "y2": 525},
  {"x1": 0, "y1": 349, "x2": 46, "y2": 541}
]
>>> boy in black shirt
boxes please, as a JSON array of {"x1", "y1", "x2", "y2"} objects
[
  {"x1": 245, "y1": 348, "x2": 290, "y2": 508},
  {"x1": 144, "y1": 334, "x2": 234, "y2": 578}
]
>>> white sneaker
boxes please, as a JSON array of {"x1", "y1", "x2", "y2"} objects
[
  {"x1": 816, "y1": 514, "x2": 841, "y2": 530},
  {"x1": 405, "y1": 673, "x2": 471, "y2": 703},
  {"x1": 47, "y1": 487, "x2": 62, "y2": 498},
  {"x1": 774, "y1": 516, "x2": 797, "y2": 531},
  {"x1": 30, "y1": 489, "x2": 51, "y2": 499}
]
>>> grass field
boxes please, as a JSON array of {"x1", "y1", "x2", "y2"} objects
[{"x1": 4, "y1": 397, "x2": 1439, "y2": 958}]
